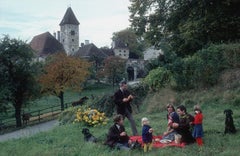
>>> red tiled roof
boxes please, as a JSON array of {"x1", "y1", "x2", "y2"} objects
[{"x1": 30, "y1": 32, "x2": 65, "y2": 57}]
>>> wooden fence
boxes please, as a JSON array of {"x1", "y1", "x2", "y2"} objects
[{"x1": 0, "y1": 103, "x2": 71, "y2": 132}]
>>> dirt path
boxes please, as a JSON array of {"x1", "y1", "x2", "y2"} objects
[{"x1": 0, "y1": 119, "x2": 58, "y2": 142}]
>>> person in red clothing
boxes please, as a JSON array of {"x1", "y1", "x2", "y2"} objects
[{"x1": 192, "y1": 105, "x2": 204, "y2": 146}]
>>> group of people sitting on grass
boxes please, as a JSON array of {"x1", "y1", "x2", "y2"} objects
[{"x1": 104, "y1": 80, "x2": 203, "y2": 152}]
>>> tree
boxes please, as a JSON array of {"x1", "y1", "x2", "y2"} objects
[
  {"x1": 0, "y1": 35, "x2": 41, "y2": 127},
  {"x1": 129, "y1": 0, "x2": 240, "y2": 57},
  {"x1": 112, "y1": 28, "x2": 146, "y2": 59},
  {"x1": 97, "y1": 56, "x2": 126, "y2": 89},
  {"x1": 39, "y1": 53, "x2": 91, "y2": 110}
]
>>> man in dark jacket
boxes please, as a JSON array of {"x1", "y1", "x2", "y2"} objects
[
  {"x1": 114, "y1": 80, "x2": 138, "y2": 135},
  {"x1": 172, "y1": 105, "x2": 195, "y2": 144},
  {"x1": 105, "y1": 114, "x2": 132, "y2": 150}
]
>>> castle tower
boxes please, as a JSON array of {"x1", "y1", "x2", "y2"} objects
[{"x1": 59, "y1": 7, "x2": 80, "y2": 55}]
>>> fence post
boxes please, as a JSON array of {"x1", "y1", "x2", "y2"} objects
[
  {"x1": 51, "y1": 106, "x2": 54, "y2": 118},
  {"x1": 38, "y1": 110, "x2": 41, "y2": 122}
]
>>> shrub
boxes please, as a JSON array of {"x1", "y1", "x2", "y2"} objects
[
  {"x1": 143, "y1": 67, "x2": 172, "y2": 91},
  {"x1": 89, "y1": 94, "x2": 115, "y2": 117},
  {"x1": 58, "y1": 107, "x2": 77, "y2": 125},
  {"x1": 170, "y1": 43, "x2": 240, "y2": 90}
]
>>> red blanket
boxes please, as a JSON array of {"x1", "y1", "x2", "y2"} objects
[{"x1": 130, "y1": 136, "x2": 185, "y2": 148}]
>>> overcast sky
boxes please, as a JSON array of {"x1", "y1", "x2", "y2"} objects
[{"x1": 0, "y1": 0, "x2": 131, "y2": 48}]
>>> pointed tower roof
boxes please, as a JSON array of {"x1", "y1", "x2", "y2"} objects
[{"x1": 59, "y1": 7, "x2": 80, "y2": 26}]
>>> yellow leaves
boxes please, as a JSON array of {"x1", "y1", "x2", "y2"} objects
[
  {"x1": 39, "y1": 52, "x2": 91, "y2": 95},
  {"x1": 74, "y1": 107, "x2": 108, "y2": 127}
]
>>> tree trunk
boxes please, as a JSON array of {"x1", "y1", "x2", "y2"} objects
[
  {"x1": 59, "y1": 91, "x2": 64, "y2": 111},
  {"x1": 15, "y1": 104, "x2": 22, "y2": 127},
  {"x1": 112, "y1": 77, "x2": 115, "y2": 91}
]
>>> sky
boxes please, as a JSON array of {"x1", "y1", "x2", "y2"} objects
[{"x1": 0, "y1": 0, "x2": 131, "y2": 48}]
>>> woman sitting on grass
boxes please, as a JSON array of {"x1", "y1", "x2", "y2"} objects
[{"x1": 161, "y1": 104, "x2": 179, "y2": 142}]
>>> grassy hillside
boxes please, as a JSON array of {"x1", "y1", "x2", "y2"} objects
[{"x1": 0, "y1": 70, "x2": 240, "y2": 156}]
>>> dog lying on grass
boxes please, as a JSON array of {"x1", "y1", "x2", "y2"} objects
[
  {"x1": 82, "y1": 128, "x2": 97, "y2": 142},
  {"x1": 224, "y1": 109, "x2": 236, "y2": 134}
]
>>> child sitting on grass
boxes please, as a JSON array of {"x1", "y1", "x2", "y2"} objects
[{"x1": 141, "y1": 117, "x2": 153, "y2": 152}]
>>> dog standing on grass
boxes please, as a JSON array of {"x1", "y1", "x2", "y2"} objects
[
  {"x1": 82, "y1": 128, "x2": 97, "y2": 142},
  {"x1": 224, "y1": 109, "x2": 236, "y2": 134}
]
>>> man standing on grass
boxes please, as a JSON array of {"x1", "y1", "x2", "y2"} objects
[{"x1": 114, "y1": 80, "x2": 138, "y2": 135}]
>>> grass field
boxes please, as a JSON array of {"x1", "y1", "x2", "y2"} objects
[
  {"x1": 0, "y1": 84, "x2": 239, "y2": 156},
  {"x1": 0, "y1": 83, "x2": 113, "y2": 130}
]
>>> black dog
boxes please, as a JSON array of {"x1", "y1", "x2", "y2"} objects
[
  {"x1": 130, "y1": 140, "x2": 142, "y2": 150},
  {"x1": 82, "y1": 128, "x2": 97, "y2": 142},
  {"x1": 224, "y1": 109, "x2": 236, "y2": 134}
]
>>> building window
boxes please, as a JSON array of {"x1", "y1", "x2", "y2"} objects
[
  {"x1": 70, "y1": 30, "x2": 75, "y2": 35},
  {"x1": 72, "y1": 48, "x2": 74, "y2": 51},
  {"x1": 72, "y1": 39, "x2": 74, "y2": 42},
  {"x1": 62, "y1": 39, "x2": 64, "y2": 42}
]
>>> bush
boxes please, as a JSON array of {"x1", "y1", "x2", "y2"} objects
[
  {"x1": 58, "y1": 107, "x2": 78, "y2": 125},
  {"x1": 170, "y1": 43, "x2": 240, "y2": 90},
  {"x1": 88, "y1": 94, "x2": 115, "y2": 117},
  {"x1": 143, "y1": 67, "x2": 172, "y2": 91}
]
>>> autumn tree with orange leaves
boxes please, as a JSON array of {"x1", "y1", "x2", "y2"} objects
[{"x1": 39, "y1": 53, "x2": 91, "y2": 110}]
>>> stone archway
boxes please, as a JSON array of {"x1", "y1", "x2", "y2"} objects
[{"x1": 127, "y1": 66, "x2": 134, "y2": 81}]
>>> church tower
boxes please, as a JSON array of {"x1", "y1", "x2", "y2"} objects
[{"x1": 59, "y1": 7, "x2": 80, "y2": 55}]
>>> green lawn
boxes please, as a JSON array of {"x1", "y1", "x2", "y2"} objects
[
  {"x1": 0, "y1": 86, "x2": 239, "y2": 156},
  {"x1": 0, "y1": 83, "x2": 113, "y2": 128}
]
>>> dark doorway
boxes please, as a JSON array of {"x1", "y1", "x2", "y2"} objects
[{"x1": 127, "y1": 66, "x2": 134, "y2": 81}]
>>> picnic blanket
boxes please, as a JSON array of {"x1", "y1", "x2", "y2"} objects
[{"x1": 130, "y1": 136, "x2": 185, "y2": 148}]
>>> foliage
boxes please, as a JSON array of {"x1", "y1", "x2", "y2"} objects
[
  {"x1": 143, "y1": 67, "x2": 171, "y2": 91},
  {"x1": 1, "y1": 85, "x2": 240, "y2": 156},
  {"x1": 58, "y1": 106, "x2": 77, "y2": 125},
  {"x1": 74, "y1": 107, "x2": 108, "y2": 127},
  {"x1": 88, "y1": 94, "x2": 115, "y2": 117},
  {"x1": 171, "y1": 43, "x2": 240, "y2": 90},
  {"x1": 144, "y1": 43, "x2": 240, "y2": 90},
  {"x1": 39, "y1": 53, "x2": 91, "y2": 110},
  {"x1": 97, "y1": 56, "x2": 126, "y2": 87},
  {"x1": 0, "y1": 35, "x2": 41, "y2": 127},
  {"x1": 128, "y1": 84, "x2": 149, "y2": 112},
  {"x1": 112, "y1": 28, "x2": 146, "y2": 59},
  {"x1": 129, "y1": 0, "x2": 240, "y2": 57}
]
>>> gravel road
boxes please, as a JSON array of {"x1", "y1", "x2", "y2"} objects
[{"x1": 0, "y1": 120, "x2": 58, "y2": 142}]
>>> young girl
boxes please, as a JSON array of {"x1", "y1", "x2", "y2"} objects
[
  {"x1": 192, "y1": 105, "x2": 204, "y2": 146},
  {"x1": 141, "y1": 117, "x2": 153, "y2": 152}
]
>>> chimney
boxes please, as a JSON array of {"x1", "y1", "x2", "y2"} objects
[
  {"x1": 57, "y1": 31, "x2": 60, "y2": 41},
  {"x1": 53, "y1": 32, "x2": 56, "y2": 39},
  {"x1": 85, "y1": 40, "x2": 89, "y2": 45}
]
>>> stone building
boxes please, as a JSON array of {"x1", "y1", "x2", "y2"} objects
[{"x1": 59, "y1": 7, "x2": 80, "y2": 55}]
